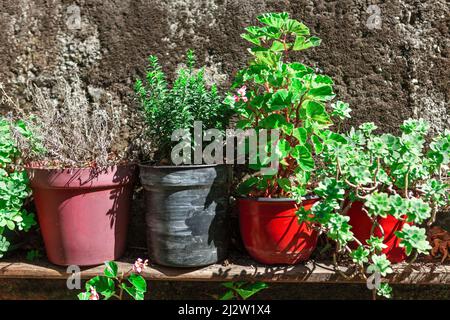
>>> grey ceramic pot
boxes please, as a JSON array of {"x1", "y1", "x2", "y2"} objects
[{"x1": 139, "y1": 164, "x2": 231, "y2": 267}]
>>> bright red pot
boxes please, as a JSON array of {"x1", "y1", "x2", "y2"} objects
[
  {"x1": 26, "y1": 165, "x2": 136, "y2": 266},
  {"x1": 238, "y1": 197, "x2": 319, "y2": 265},
  {"x1": 347, "y1": 201, "x2": 407, "y2": 263}
]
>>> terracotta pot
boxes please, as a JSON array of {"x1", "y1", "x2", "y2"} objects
[
  {"x1": 26, "y1": 165, "x2": 136, "y2": 266},
  {"x1": 139, "y1": 164, "x2": 231, "y2": 267},
  {"x1": 347, "y1": 201, "x2": 407, "y2": 263},
  {"x1": 238, "y1": 197, "x2": 319, "y2": 265}
]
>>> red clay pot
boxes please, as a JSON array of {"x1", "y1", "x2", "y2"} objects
[
  {"x1": 347, "y1": 201, "x2": 407, "y2": 263},
  {"x1": 238, "y1": 197, "x2": 319, "y2": 265},
  {"x1": 26, "y1": 165, "x2": 136, "y2": 266}
]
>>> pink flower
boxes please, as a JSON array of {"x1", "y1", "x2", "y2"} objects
[
  {"x1": 241, "y1": 96, "x2": 248, "y2": 102},
  {"x1": 237, "y1": 86, "x2": 247, "y2": 97},
  {"x1": 89, "y1": 287, "x2": 99, "y2": 300},
  {"x1": 132, "y1": 258, "x2": 148, "y2": 274},
  {"x1": 233, "y1": 95, "x2": 240, "y2": 102}
]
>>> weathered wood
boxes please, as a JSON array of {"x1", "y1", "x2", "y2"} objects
[{"x1": 0, "y1": 257, "x2": 449, "y2": 284}]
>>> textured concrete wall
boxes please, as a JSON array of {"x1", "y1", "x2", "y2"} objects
[{"x1": 0, "y1": 0, "x2": 448, "y2": 132}]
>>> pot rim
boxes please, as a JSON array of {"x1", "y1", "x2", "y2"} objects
[
  {"x1": 139, "y1": 163, "x2": 230, "y2": 169},
  {"x1": 25, "y1": 163, "x2": 137, "y2": 172},
  {"x1": 237, "y1": 194, "x2": 319, "y2": 202}
]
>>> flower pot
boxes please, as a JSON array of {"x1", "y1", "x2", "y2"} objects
[
  {"x1": 139, "y1": 164, "x2": 230, "y2": 267},
  {"x1": 238, "y1": 197, "x2": 319, "y2": 265},
  {"x1": 347, "y1": 201, "x2": 407, "y2": 263},
  {"x1": 26, "y1": 165, "x2": 136, "y2": 266}
]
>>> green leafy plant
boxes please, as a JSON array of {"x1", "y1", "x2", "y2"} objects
[
  {"x1": 26, "y1": 249, "x2": 42, "y2": 261},
  {"x1": 135, "y1": 50, "x2": 231, "y2": 164},
  {"x1": 225, "y1": 12, "x2": 351, "y2": 197},
  {"x1": 78, "y1": 259, "x2": 148, "y2": 300},
  {"x1": 300, "y1": 119, "x2": 449, "y2": 298},
  {"x1": 219, "y1": 281, "x2": 268, "y2": 300},
  {"x1": 0, "y1": 116, "x2": 37, "y2": 257}
]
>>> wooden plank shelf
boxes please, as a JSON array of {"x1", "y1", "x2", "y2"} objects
[{"x1": 1, "y1": 256, "x2": 449, "y2": 284}]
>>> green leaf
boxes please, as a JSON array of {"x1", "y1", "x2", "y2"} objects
[
  {"x1": 121, "y1": 283, "x2": 145, "y2": 300},
  {"x1": 257, "y1": 12, "x2": 289, "y2": 28},
  {"x1": 219, "y1": 290, "x2": 235, "y2": 300},
  {"x1": 103, "y1": 261, "x2": 118, "y2": 278},
  {"x1": 284, "y1": 19, "x2": 309, "y2": 35},
  {"x1": 331, "y1": 101, "x2": 352, "y2": 120},
  {"x1": 367, "y1": 236, "x2": 387, "y2": 252},
  {"x1": 350, "y1": 246, "x2": 370, "y2": 265},
  {"x1": 405, "y1": 198, "x2": 431, "y2": 224},
  {"x1": 366, "y1": 193, "x2": 391, "y2": 218},
  {"x1": 268, "y1": 89, "x2": 291, "y2": 111},
  {"x1": 292, "y1": 128, "x2": 307, "y2": 144},
  {"x1": 277, "y1": 178, "x2": 291, "y2": 192},
  {"x1": 311, "y1": 135, "x2": 323, "y2": 153},
  {"x1": 293, "y1": 36, "x2": 321, "y2": 51},
  {"x1": 77, "y1": 292, "x2": 91, "y2": 300},
  {"x1": 236, "y1": 119, "x2": 252, "y2": 129},
  {"x1": 367, "y1": 254, "x2": 393, "y2": 277},
  {"x1": 85, "y1": 276, "x2": 115, "y2": 300},
  {"x1": 240, "y1": 33, "x2": 261, "y2": 46},
  {"x1": 377, "y1": 283, "x2": 393, "y2": 299},
  {"x1": 304, "y1": 101, "x2": 332, "y2": 125},
  {"x1": 276, "y1": 139, "x2": 291, "y2": 159},
  {"x1": 270, "y1": 40, "x2": 286, "y2": 52},
  {"x1": 237, "y1": 177, "x2": 259, "y2": 195},
  {"x1": 6, "y1": 220, "x2": 15, "y2": 231},
  {"x1": 396, "y1": 224, "x2": 431, "y2": 256},
  {"x1": 259, "y1": 114, "x2": 287, "y2": 129},
  {"x1": 128, "y1": 273, "x2": 147, "y2": 293},
  {"x1": 235, "y1": 282, "x2": 268, "y2": 300},
  {"x1": 292, "y1": 146, "x2": 314, "y2": 171},
  {"x1": 307, "y1": 85, "x2": 335, "y2": 101},
  {"x1": 359, "y1": 122, "x2": 378, "y2": 134}
]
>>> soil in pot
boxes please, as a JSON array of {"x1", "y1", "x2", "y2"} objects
[
  {"x1": 238, "y1": 197, "x2": 319, "y2": 265},
  {"x1": 347, "y1": 201, "x2": 407, "y2": 263},
  {"x1": 139, "y1": 164, "x2": 230, "y2": 267},
  {"x1": 27, "y1": 165, "x2": 136, "y2": 266}
]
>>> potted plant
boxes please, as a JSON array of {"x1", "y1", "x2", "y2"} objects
[
  {"x1": 20, "y1": 77, "x2": 137, "y2": 266},
  {"x1": 134, "y1": 50, "x2": 232, "y2": 267},
  {"x1": 0, "y1": 112, "x2": 37, "y2": 257},
  {"x1": 300, "y1": 119, "x2": 449, "y2": 298},
  {"x1": 225, "y1": 12, "x2": 351, "y2": 264}
]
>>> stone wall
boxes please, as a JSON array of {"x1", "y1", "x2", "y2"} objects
[{"x1": 0, "y1": 0, "x2": 448, "y2": 132}]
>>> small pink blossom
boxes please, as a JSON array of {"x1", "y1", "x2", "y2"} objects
[
  {"x1": 132, "y1": 258, "x2": 148, "y2": 274},
  {"x1": 241, "y1": 96, "x2": 248, "y2": 103},
  {"x1": 237, "y1": 85, "x2": 247, "y2": 97},
  {"x1": 89, "y1": 287, "x2": 99, "y2": 300},
  {"x1": 233, "y1": 95, "x2": 240, "y2": 102}
]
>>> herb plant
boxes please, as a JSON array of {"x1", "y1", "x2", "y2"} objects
[
  {"x1": 219, "y1": 281, "x2": 268, "y2": 300},
  {"x1": 299, "y1": 119, "x2": 449, "y2": 298},
  {"x1": 78, "y1": 259, "x2": 148, "y2": 300},
  {"x1": 135, "y1": 50, "x2": 230, "y2": 164},
  {"x1": 0, "y1": 116, "x2": 37, "y2": 257},
  {"x1": 22, "y1": 76, "x2": 130, "y2": 168},
  {"x1": 225, "y1": 12, "x2": 351, "y2": 197}
]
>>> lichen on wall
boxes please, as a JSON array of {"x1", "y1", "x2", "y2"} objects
[{"x1": 1, "y1": 0, "x2": 447, "y2": 133}]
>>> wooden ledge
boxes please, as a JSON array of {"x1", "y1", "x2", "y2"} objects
[{"x1": 1, "y1": 256, "x2": 449, "y2": 284}]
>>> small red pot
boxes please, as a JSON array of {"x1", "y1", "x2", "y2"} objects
[
  {"x1": 27, "y1": 165, "x2": 136, "y2": 266},
  {"x1": 347, "y1": 201, "x2": 407, "y2": 263},
  {"x1": 238, "y1": 197, "x2": 319, "y2": 265}
]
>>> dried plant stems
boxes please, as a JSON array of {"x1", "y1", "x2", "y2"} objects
[{"x1": 27, "y1": 76, "x2": 126, "y2": 168}]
